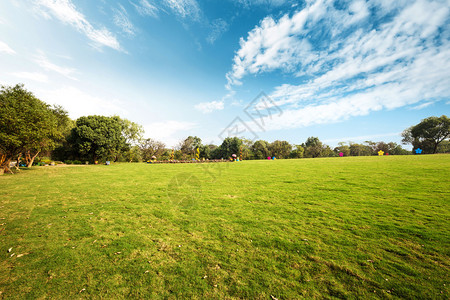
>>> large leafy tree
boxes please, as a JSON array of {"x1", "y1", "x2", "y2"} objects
[
  {"x1": 290, "y1": 145, "x2": 304, "y2": 158},
  {"x1": 68, "y1": 115, "x2": 127, "y2": 162},
  {"x1": 140, "y1": 138, "x2": 166, "y2": 161},
  {"x1": 0, "y1": 84, "x2": 67, "y2": 171},
  {"x1": 218, "y1": 137, "x2": 242, "y2": 158},
  {"x1": 269, "y1": 140, "x2": 292, "y2": 159},
  {"x1": 251, "y1": 140, "x2": 270, "y2": 159},
  {"x1": 178, "y1": 136, "x2": 202, "y2": 157},
  {"x1": 402, "y1": 115, "x2": 449, "y2": 153},
  {"x1": 302, "y1": 137, "x2": 323, "y2": 158}
]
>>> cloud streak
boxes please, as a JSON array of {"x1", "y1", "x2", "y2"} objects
[
  {"x1": 35, "y1": 0, "x2": 121, "y2": 51},
  {"x1": 195, "y1": 100, "x2": 224, "y2": 113},
  {"x1": 11, "y1": 72, "x2": 48, "y2": 83},
  {"x1": 113, "y1": 4, "x2": 136, "y2": 36},
  {"x1": 34, "y1": 51, "x2": 77, "y2": 80},
  {"x1": 0, "y1": 40, "x2": 16, "y2": 55}
]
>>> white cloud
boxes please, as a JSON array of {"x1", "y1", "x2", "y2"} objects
[
  {"x1": 164, "y1": 0, "x2": 200, "y2": 20},
  {"x1": 131, "y1": 0, "x2": 159, "y2": 17},
  {"x1": 237, "y1": 0, "x2": 292, "y2": 8},
  {"x1": 143, "y1": 120, "x2": 198, "y2": 147},
  {"x1": 35, "y1": 0, "x2": 121, "y2": 51},
  {"x1": 0, "y1": 40, "x2": 16, "y2": 55},
  {"x1": 195, "y1": 100, "x2": 224, "y2": 114},
  {"x1": 207, "y1": 18, "x2": 229, "y2": 44},
  {"x1": 228, "y1": 0, "x2": 450, "y2": 130},
  {"x1": 131, "y1": 0, "x2": 201, "y2": 20},
  {"x1": 113, "y1": 4, "x2": 136, "y2": 36},
  {"x1": 410, "y1": 102, "x2": 433, "y2": 110},
  {"x1": 36, "y1": 86, "x2": 129, "y2": 119},
  {"x1": 11, "y1": 72, "x2": 48, "y2": 83},
  {"x1": 34, "y1": 51, "x2": 77, "y2": 80},
  {"x1": 323, "y1": 132, "x2": 401, "y2": 144}
]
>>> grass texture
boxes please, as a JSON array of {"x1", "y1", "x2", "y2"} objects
[{"x1": 0, "y1": 155, "x2": 449, "y2": 299}]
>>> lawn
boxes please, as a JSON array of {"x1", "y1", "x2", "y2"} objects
[{"x1": 0, "y1": 155, "x2": 449, "y2": 299}]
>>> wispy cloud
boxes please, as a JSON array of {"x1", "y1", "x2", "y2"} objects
[
  {"x1": 11, "y1": 72, "x2": 48, "y2": 83},
  {"x1": 323, "y1": 132, "x2": 401, "y2": 144},
  {"x1": 131, "y1": 0, "x2": 201, "y2": 20},
  {"x1": 410, "y1": 102, "x2": 433, "y2": 110},
  {"x1": 227, "y1": 0, "x2": 450, "y2": 129},
  {"x1": 237, "y1": 0, "x2": 293, "y2": 8},
  {"x1": 0, "y1": 40, "x2": 16, "y2": 55},
  {"x1": 207, "y1": 18, "x2": 229, "y2": 44},
  {"x1": 195, "y1": 100, "x2": 224, "y2": 114},
  {"x1": 34, "y1": 51, "x2": 77, "y2": 80},
  {"x1": 36, "y1": 85, "x2": 129, "y2": 119},
  {"x1": 113, "y1": 4, "x2": 136, "y2": 36},
  {"x1": 35, "y1": 0, "x2": 121, "y2": 51},
  {"x1": 143, "y1": 120, "x2": 198, "y2": 147},
  {"x1": 164, "y1": 0, "x2": 200, "y2": 20},
  {"x1": 130, "y1": 0, "x2": 159, "y2": 17}
]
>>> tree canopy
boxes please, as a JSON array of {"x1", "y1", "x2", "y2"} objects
[
  {"x1": 402, "y1": 115, "x2": 449, "y2": 153},
  {"x1": 0, "y1": 84, "x2": 69, "y2": 170},
  {"x1": 68, "y1": 115, "x2": 127, "y2": 162}
]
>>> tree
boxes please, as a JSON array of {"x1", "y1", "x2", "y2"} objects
[
  {"x1": 118, "y1": 117, "x2": 144, "y2": 146},
  {"x1": 436, "y1": 140, "x2": 450, "y2": 153},
  {"x1": 251, "y1": 140, "x2": 270, "y2": 159},
  {"x1": 402, "y1": 115, "x2": 449, "y2": 153},
  {"x1": 290, "y1": 145, "x2": 304, "y2": 158},
  {"x1": 178, "y1": 136, "x2": 202, "y2": 158},
  {"x1": 269, "y1": 140, "x2": 292, "y2": 159},
  {"x1": 303, "y1": 137, "x2": 323, "y2": 158},
  {"x1": 0, "y1": 84, "x2": 66, "y2": 171},
  {"x1": 349, "y1": 143, "x2": 372, "y2": 156},
  {"x1": 68, "y1": 115, "x2": 127, "y2": 162},
  {"x1": 334, "y1": 142, "x2": 350, "y2": 156},
  {"x1": 218, "y1": 137, "x2": 242, "y2": 158},
  {"x1": 140, "y1": 138, "x2": 166, "y2": 161}
]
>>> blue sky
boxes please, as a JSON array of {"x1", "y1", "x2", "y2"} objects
[{"x1": 0, "y1": 0, "x2": 449, "y2": 148}]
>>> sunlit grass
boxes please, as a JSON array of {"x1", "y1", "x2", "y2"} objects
[{"x1": 1, "y1": 155, "x2": 449, "y2": 298}]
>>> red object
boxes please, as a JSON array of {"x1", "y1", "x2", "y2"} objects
[{"x1": 386, "y1": 153, "x2": 389, "y2": 155}]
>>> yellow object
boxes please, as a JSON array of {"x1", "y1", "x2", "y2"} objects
[
  {"x1": 378, "y1": 150, "x2": 384, "y2": 156},
  {"x1": 195, "y1": 148, "x2": 200, "y2": 161}
]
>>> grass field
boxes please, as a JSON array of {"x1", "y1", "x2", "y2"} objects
[{"x1": 0, "y1": 155, "x2": 449, "y2": 299}]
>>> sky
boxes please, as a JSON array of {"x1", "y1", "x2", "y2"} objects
[{"x1": 0, "y1": 0, "x2": 449, "y2": 148}]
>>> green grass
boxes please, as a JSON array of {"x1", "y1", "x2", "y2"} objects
[{"x1": 0, "y1": 155, "x2": 449, "y2": 299}]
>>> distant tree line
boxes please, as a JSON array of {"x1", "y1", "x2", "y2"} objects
[{"x1": 1, "y1": 84, "x2": 449, "y2": 172}]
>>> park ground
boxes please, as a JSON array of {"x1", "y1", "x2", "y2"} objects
[{"x1": 0, "y1": 155, "x2": 449, "y2": 299}]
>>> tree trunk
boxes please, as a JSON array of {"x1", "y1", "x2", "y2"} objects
[
  {"x1": 25, "y1": 151, "x2": 40, "y2": 168},
  {"x1": 433, "y1": 142, "x2": 439, "y2": 154},
  {"x1": 0, "y1": 156, "x2": 11, "y2": 175}
]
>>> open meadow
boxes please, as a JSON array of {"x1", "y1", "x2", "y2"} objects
[{"x1": 0, "y1": 155, "x2": 449, "y2": 299}]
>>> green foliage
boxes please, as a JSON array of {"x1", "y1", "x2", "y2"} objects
[
  {"x1": 269, "y1": 140, "x2": 292, "y2": 158},
  {"x1": 402, "y1": 115, "x2": 449, "y2": 153},
  {"x1": 139, "y1": 138, "x2": 165, "y2": 161},
  {"x1": 217, "y1": 137, "x2": 242, "y2": 159},
  {"x1": 0, "y1": 84, "x2": 69, "y2": 169},
  {"x1": 334, "y1": 142, "x2": 351, "y2": 156},
  {"x1": 68, "y1": 115, "x2": 127, "y2": 162},
  {"x1": 303, "y1": 137, "x2": 323, "y2": 158},
  {"x1": 349, "y1": 142, "x2": 372, "y2": 156},
  {"x1": 290, "y1": 145, "x2": 304, "y2": 158},
  {"x1": 118, "y1": 117, "x2": 144, "y2": 145},
  {"x1": 250, "y1": 140, "x2": 270, "y2": 159},
  {"x1": 179, "y1": 136, "x2": 202, "y2": 157}
]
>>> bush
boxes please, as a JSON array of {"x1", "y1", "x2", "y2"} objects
[
  {"x1": 72, "y1": 160, "x2": 82, "y2": 165},
  {"x1": 65, "y1": 160, "x2": 73, "y2": 164}
]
